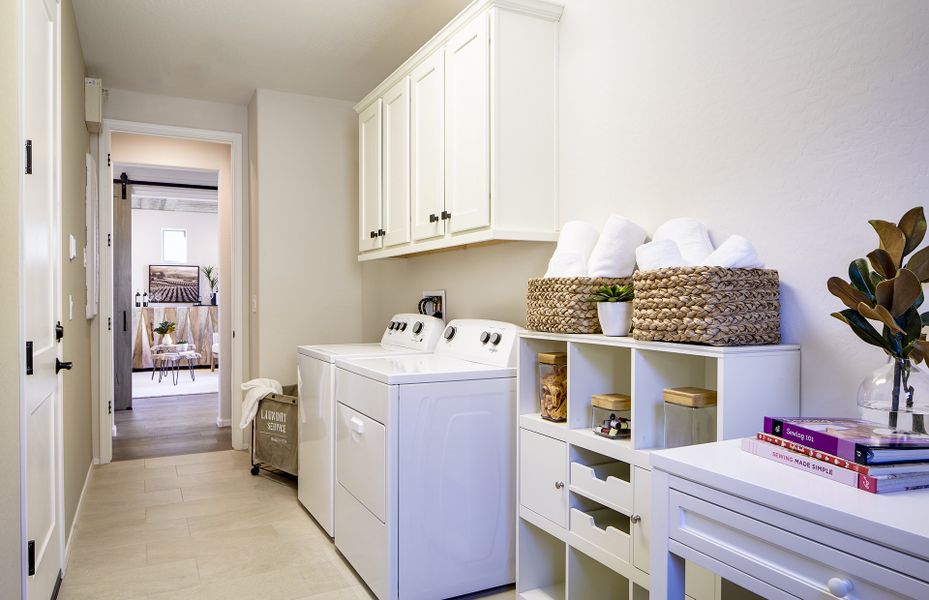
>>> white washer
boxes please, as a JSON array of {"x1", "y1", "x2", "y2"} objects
[
  {"x1": 334, "y1": 319, "x2": 521, "y2": 600},
  {"x1": 296, "y1": 313, "x2": 444, "y2": 537}
]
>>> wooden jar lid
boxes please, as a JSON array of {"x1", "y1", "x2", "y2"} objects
[
  {"x1": 538, "y1": 351, "x2": 567, "y2": 365},
  {"x1": 592, "y1": 393, "x2": 631, "y2": 411},
  {"x1": 663, "y1": 387, "x2": 717, "y2": 407}
]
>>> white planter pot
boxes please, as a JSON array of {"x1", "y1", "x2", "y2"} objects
[
  {"x1": 162, "y1": 333, "x2": 173, "y2": 346},
  {"x1": 597, "y1": 302, "x2": 632, "y2": 337}
]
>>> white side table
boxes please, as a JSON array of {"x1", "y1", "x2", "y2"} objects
[{"x1": 651, "y1": 439, "x2": 929, "y2": 599}]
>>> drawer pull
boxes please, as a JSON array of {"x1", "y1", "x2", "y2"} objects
[
  {"x1": 554, "y1": 481, "x2": 565, "y2": 489},
  {"x1": 350, "y1": 417, "x2": 365, "y2": 436},
  {"x1": 827, "y1": 577, "x2": 854, "y2": 598},
  {"x1": 630, "y1": 514, "x2": 641, "y2": 524}
]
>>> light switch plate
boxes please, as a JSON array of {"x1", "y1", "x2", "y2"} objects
[
  {"x1": 69, "y1": 234, "x2": 77, "y2": 260},
  {"x1": 69, "y1": 295, "x2": 73, "y2": 320}
]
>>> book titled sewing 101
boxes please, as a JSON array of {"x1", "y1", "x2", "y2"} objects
[{"x1": 764, "y1": 417, "x2": 929, "y2": 465}]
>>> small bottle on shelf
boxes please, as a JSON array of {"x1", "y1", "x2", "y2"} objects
[
  {"x1": 135, "y1": 291, "x2": 141, "y2": 307},
  {"x1": 142, "y1": 291, "x2": 149, "y2": 307}
]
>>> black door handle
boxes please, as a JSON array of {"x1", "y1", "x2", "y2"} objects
[
  {"x1": 369, "y1": 230, "x2": 377, "y2": 239},
  {"x1": 441, "y1": 210, "x2": 451, "y2": 220},
  {"x1": 377, "y1": 229, "x2": 386, "y2": 237},
  {"x1": 429, "y1": 213, "x2": 439, "y2": 223},
  {"x1": 123, "y1": 310, "x2": 127, "y2": 332},
  {"x1": 56, "y1": 359, "x2": 73, "y2": 373}
]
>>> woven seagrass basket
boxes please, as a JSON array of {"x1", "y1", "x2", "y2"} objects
[
  {"x1": 632, "y1": 267, "x2": 780, "y2": 346},
  {"x1": 527, "y1": 277, "x2": 631, "y2": 334}
]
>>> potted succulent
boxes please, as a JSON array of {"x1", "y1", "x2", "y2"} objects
[
  {"x1": 154, "y1": 320, "x2": 177, "y2": 346},
  {"x1": 589, "y1": 284, "x2": 635, "y2": 336},
  {"x1": 202, "y1": 265, "x2": 218, "y2": 305},
  {"x1": 828, "y1": 207, "x2": 929, "y2": 432}
]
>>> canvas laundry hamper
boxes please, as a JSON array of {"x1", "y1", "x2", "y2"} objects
[{"x1": 250, "y1": 385, "x2": 298, "y2": 476}]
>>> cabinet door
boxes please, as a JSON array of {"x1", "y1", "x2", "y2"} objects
[
  {"x1": 445, "y1": 13, "x2": 490, "y2": 234},
  {"x1": 358, "y1": 100, "x2": 383, "y2": 252},
  {"x1": 382, "y1": 77, "x2": 411, "y2": 248},
  {"x1": 519, "y1": 429, "x2": 568, "y2": 528},
  {"x1": 410, "y1": 51, "x2": 445, "y2": 242}
]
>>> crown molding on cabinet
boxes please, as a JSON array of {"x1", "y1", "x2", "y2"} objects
[{"x1": 354, "y1": 0, "x2": 564, "y2": 113}]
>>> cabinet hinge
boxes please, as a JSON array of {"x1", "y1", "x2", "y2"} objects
[
  {"x1": 108, "y1": 401, "x2": 112, "y2": 415},
  {"x1": 25, "y1": 341, "x2": 33, "y2": 375},
  {"x1": 27, "y1": 540, "x2": 35, "y2": 576},
  {"x1": 107, "y1": 317, "x2": 111, "y2": 331},
  {"x1": 107, "y1": 233, "x2": 111, "y2": 247},
  {"x1": 25, "y1": 140, "x2": 33, "y2": 175},
  {"x1": 107, "y1": 153, "x2": 111, "y2": 167}
]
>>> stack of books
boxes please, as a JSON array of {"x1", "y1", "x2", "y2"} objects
[{"x1": 741, "y1": 417, "x2": 929, "y2": 493}]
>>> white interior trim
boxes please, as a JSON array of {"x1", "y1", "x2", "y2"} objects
[
  {"x1": 95, "y1": 119, "x2": 248, "y2": 463},
  {"x1": 62, "y1": 463, "x2": 93, "y2": 576}
]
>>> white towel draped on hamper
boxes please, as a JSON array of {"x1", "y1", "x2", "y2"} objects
[
  {"x1": 587, "y1": 215, "x2": 646, "y2": 278},
  {"x1": 240, "y1": 378, "x2": 283, "y2": 429}
]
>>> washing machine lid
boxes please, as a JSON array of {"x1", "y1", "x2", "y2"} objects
[
  {"x1": 298, "y1": 343, "x2": 430, "y2": 363},
  {"x1": 335, "y1": 354, "x2": 516, "y2": 385}
]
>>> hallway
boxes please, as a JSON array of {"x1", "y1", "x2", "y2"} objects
[{"x1": 60, "y1": 451, "x2": 371, "y2": 599}]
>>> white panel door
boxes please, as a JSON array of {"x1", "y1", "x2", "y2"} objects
[
  {"x1": 382, "y1": 77, "x2": 411, "y2": 248},
  {"x1": 23, "y1": 0, "x2": 62, "y2": 597},
  {"x1": 444, "y1": 14, "x2": 490, "y2": 235},
  {"x1": 519, "y1": 429, "x2": 567, "y2": 528},
  {"x1": 358, "y1": 100, "x2": 383, "y2": 252},
  {"x1": 410, "y1": 50, "x2": 446, "y2": 242}
]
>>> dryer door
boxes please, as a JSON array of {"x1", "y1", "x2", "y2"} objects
[
  {"x1": 337, "y1": 402, "x2": 387, "y2": 522},
  {"x1": 397, "y1": 378, "x2": 516, "y2": 600}
]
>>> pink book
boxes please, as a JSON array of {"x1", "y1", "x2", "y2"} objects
[{"x1": 740, "y1": 437, "x2": 859, "y2": 487}]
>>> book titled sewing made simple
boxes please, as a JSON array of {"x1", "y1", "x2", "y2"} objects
[
  {"x1": 740, "y1": 437, "x2": 859, "y2": 486},
  {"x1": 763, "y1": 417, "x2": 929, "y2": 464}
]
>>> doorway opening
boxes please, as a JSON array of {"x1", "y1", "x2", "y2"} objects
[{"x1": 99, "y1": 126, "x2": 246, "y2": 462}]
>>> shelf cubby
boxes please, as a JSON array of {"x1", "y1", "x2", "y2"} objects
[
  {"x1": 518, "y1": 519, "x2": 567, "y2": 600},
  {"x1": 567, "y1": 343, "x2": 632, "y2": 431},
  {"x1": 568, "y1": 547, "x2": 630, "y2": 599},
  {"x1": 518, "y1": 336, "x2": 569, "y2": 435}
]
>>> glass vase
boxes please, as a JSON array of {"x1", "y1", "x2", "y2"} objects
[{"x1": 858, "y1": 357, "x2": 929, "y2": 433}]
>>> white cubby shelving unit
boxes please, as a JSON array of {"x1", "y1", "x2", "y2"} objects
[{"x1": 516, "y1": 332, "x2": 800, "y2": 600}]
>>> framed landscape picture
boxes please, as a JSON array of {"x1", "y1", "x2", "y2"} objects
[{"x1": 149, "y1": 265, "x2": 200, "y2": 303}]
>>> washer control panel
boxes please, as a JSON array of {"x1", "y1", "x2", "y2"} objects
[
  {"x1": 380, "y1": 313, "x2": 444, "y2": 350},
  {"x1": 435, "y1": 319, "x2": 523, "y2": 367}
]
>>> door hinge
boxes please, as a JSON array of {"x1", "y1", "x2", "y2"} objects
[
  {"x1": 27, "y1": 540, "x2": 35, "y2": 576},
  {"x1": 108, "y1": 401, "x2": 112, "y2": 415},
  {"x1": 25, "y1": 341, "x2": 33, "y2": 375},
  {"x1": 107, "y1": 153, "x2": 111, "y2": 167},
  {"x1": 25, "y1": 140, "x2": 33, "y2": 174},
  {"x1": 107, "y1": 317, "x2": 111, "y2": 331},
  {"x1": 232, "y1": 330, "x2": 235, "y2": 339},
  {"x1": 107, "y1": 233, "x2": 111, "y2": 247}
]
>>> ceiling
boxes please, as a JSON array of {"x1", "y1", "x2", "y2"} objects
[
  {"x1": 73, "y1": 0, "x2": 471, "y2": 105},
  {"x1": 116, "y1": 163, "x2": 219, "y2": 213}
]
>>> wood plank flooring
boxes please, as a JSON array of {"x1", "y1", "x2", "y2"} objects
[{"x1": 114, "y1": 393, "x2": 231, "y2": 462}]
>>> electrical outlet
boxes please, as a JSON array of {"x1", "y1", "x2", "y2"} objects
[{"x1": 421, "y1": 289, "x2": 446, "y2": 320}]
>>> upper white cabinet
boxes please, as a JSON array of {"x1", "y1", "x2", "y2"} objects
[{"x1": 355, "y1": 0, "x2": 564, "y2": 261}]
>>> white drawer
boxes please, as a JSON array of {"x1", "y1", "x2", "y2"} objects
[
  {"x1": 337, "y1": 403, "x2": 387, "y2": 522},
  {"x1": 569, "y1": 507, "x2": 630, "y2": 563},
  {"x1": 669, "y1": 489, "x2": 929, "y2": 599},
  {"x1": 569, "y1": 460, "x2": 632, "y2": 514},
  {"x1": 335, "y1": 484, "x2": 389, "y2": 600},
  {"x1": 519, "y1": 429, "x2": 567, "y2": 528}
]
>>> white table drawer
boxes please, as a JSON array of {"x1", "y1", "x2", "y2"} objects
[
  {"x1": 569, "y1": 460, "x2": 632, "y2": 514},
  {"x1": 569, "y1": 507, "x2": 630, "y2": 564},
  {"x1": 519, "y1": 429, "x2": 567, "y2": 527},
  {"x1": 669, "y1": 489, "x2": 929, "y2": 599},
  {"x1": 337, "y1": 403, "x2": 387, "y2": 522}
]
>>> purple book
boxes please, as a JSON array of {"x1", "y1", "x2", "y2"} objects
[{"x1": 764, "y1": 417, "x2": 929, "y2": 464}]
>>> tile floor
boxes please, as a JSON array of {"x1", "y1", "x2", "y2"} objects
[{"x1": 61, "y1": 449, "x2": 515, "y2": 600}]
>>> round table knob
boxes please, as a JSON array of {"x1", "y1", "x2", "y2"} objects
[
  {"x1": 827, "y1": 577, "x2": 853, "y2": 598},
  {"x1": 630, "y1": 514, "x2": 641, "y2": 524},
  {"x1": 554, "y1": 481, "x2": 564, "y2": 489}
]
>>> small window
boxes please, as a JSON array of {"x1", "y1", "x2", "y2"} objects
[{"x1": 162, "y1": 228, "x2": 187, "y2": 263}]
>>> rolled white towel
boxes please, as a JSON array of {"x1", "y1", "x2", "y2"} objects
[
  {"x1": 545, "y1": 251, "x2": 589, "y2": 278},
  {"x1": 652, "y1": 218, "x2": 715, "y2": 264},
  {"x1": 544, "y1": 221, "x2": 599, "y2": 277},
  {"x1": 587, "y1": 215, "x2": 647, "y2": 278},
  {"x1": 240, "y1": 378, "x2": 283, "y2": 429},
  {"x1": 635, "y1": 239, "x2": 690, "y2": 271},
  {"x1": 702, "y1": 235, "x2": 763, "y2": 269}
]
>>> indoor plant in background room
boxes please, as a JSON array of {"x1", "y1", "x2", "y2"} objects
[
  {"x1": 590, "y1": 284, "x2": 635, "y2": 336},
  {"x1": 154, "y1": 320, "x2": 177, "y2": 346},
  {"x1": 202, "y1": 265, "x2": 218, "y2": 305},
  {"x1": 828, "y1": 207, "x2": 929, "y2": 433}
]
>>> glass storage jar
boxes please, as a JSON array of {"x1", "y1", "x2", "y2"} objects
[
  {"x1": 664, "y1": 387, "x2": 717, "y2": 448},
  {"x1": 538, "y1": 352, "x2": 568, "y2": 421},
  {"x1": 591, "y1": 393, "x2": 631, "y2": 439}
]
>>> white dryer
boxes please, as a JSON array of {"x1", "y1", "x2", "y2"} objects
[
  {"x1": 333, "y1": 319, "x2": 522, "y2": 600},
  {"x1": 296, "y1": 313, "x2": 444, "y2": 537}
]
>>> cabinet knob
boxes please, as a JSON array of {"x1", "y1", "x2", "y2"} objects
[
  {"x1": 827, "y1": 577, "x2": 853, "y2": 598},
  {"x1": 429, "y1": 213, "x2": 439, "y2": 223},
  {"x1": 377, "y1": 229, "x2": 386, "y2": 237},
  {"x1": 554, "y1": 481, "x2": 564, "y2": 490},
  {"x1": 630, "y1": 514, "x2": 641, "y2": 524},
  {"x1": 369, "y1": 231, "x2": 377, "y2": 239},
  {"x1": 441, "y1": 210, "x2": 451, "y2": 220}
]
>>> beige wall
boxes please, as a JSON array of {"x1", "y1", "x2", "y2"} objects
[
  {"x1": 362, "y1": 0, "x2": 929, "y2": 417},
  {"x1": 248, "y1": 89, "x2": 362, "y2": 383},
  {"x1": 61, "y1": 0, "x2": 94, "y2": 539},
  {"x1": 110, "y1": 133, "x2": 234, "y2": 421},
  {"x1": 0, "y1": 0, "x2": 23, "y2": 595}
]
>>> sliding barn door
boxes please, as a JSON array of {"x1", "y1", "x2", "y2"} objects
[{"x1": 113, "y1": 181, "x2": 133, "y2": 410}]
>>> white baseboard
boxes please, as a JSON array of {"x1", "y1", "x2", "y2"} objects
[
  {"x1": 63, "y1": 463, "x2": 94, "y2": 575},
  {"x1": 216, "y1": 418, "x2": 231, "y2": 428}
]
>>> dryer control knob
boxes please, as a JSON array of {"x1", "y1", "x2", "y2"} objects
[
  {"x1": 480, "y1": 332, "x2": 490, "y2": 344},
  {"x1": 399, "y1": 322, "x2": 407, "y2": 331},
  {"x1": 490, "y1": 333, "x2": 502, "y2": 345},
  {"x1": 412, "y1": 322, "x2": 424, "y2": 334},
  {"x1": 388, "y1": 321, "x2": 397, "y2": 330},
  {"x1": 444, "y1": 326, "x2": 457, "y2": 340}
]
